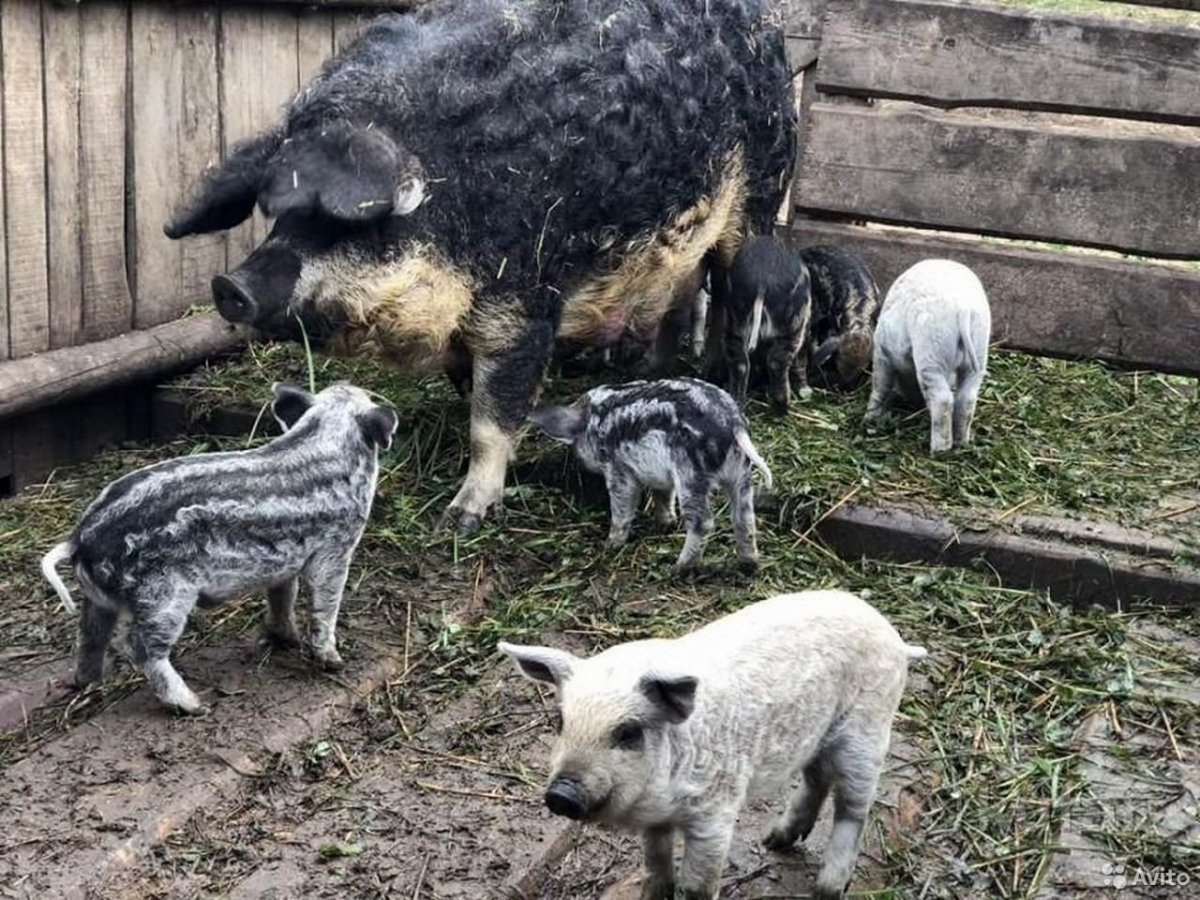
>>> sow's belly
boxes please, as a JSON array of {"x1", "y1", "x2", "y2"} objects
[{"x1": 324, "y1": 151, "x2": 745, "y2": 367}]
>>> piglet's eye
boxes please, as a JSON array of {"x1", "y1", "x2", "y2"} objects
[
  {"x1": 611, "y1": 720, "x2": 644, "y2": 750},
  {"x1": 551, "y1": 709, "x2": 563, "y2": 734}
]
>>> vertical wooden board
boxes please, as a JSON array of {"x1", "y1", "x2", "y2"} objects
[
  {"x1": 297, "y1": 9, "x2": 335, "y2": 84},
  {"x1": 79, "y1": 0, "x2": 132, "y2": 342},
  {"x1": 2, "y1": 0, "x2": 51, "y2": 358},
  {"x1": 220, "y1": 5, "x2": 266, "y2": 266},
  {"x1": 130, "y1": 2, "x2": 183, "y2": 329},
  {"x1": 333, "y1": 11, "x2": 365, "y2": 53},
  {"x1": 175, "y1": 6, "x2": 225, "y2": 320},
  {"x1": 253, "y1": 7, "x2": 300, "y2": 247},
  {"x1": 42, "y1": 0, "x2": 84, "y2": 350}
]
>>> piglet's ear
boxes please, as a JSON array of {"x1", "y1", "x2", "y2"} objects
[
  {"x1": 272, "y1": 383, "x2": 316, "y2": 431},
  {"x1": 639, "y1": 672, "x2": 699, "y2": 724},
  {"x1": 497, "y1": 642, "x2": 578, "y2": 689},
  {"x1": 259, "y1": 122, "x2": 424, "y2": 224},
  {"x1": 527, "y1": 405, "x2": 587, "y2": 444},
  {"x1": 359, "y1": 405, "x2": 399, "y2": 451}
]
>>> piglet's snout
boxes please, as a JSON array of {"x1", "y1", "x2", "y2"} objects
[
  {"x1": 544, "y1": 776, "x2": 589, "y2": 820},
  {"x1": 212, "y1": 273, "x2": 259, "y2": 325}
]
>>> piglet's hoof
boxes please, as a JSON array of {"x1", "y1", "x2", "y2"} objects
[
  {"x1": 171, "y1": 696, "x2": 210, "y2": 717},
  {"x1": 314, "y1": 648, "x2": 345, "y2": 671},
  {"x1": 735, "y1": 556, "x2": 760, "y2": 576},
  {"x1": 260, "y1": 626, "x2": 302, "y2": 651}
]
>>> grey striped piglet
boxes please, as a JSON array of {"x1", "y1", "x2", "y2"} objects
[
  {"x1": 528, "y1": 378, "x2": 772, "y2": 571},
  {"x1": 40, "y1": 382, "x2": 398, "y2": 715}
]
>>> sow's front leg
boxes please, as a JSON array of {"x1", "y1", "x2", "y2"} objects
[{"x1": 443, "y1": 299, "x2": 557, "y2": 535}]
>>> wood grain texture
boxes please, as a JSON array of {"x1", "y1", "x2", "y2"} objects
[
  {"x1": 43, "y1": 0, "x2": 84, "y2": 349},
  {"x1": 176, "y1": 6, "x2": 225, "y2": 322},
  {"x1": 817, "y1": 0, "x2": 1200, "y2": 124},
  {"x1": 297, "y1": 9, "x2": 336, "y2": 83},
  {"x1": 795, "y1": 103, "x2": 1200, "y2": 258},
  {"x1": 131, "y1": 3, "x2": 183, "y2": 328},
  {"x1": 220, "y1": 6, "x2": 301, "y2": 264},
  {"x1": 785, "y1": 218, "x2": 1200, "y2": 376},
  {"x1": 2, "y1": 0, "x2": 51, "y2": 358},
  {"x1": 79, "y1": 0, "x2": 132, "y2": 342}
]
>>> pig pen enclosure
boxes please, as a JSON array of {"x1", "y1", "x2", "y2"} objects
[{"x1": 0, "y1": 0, "x2": 1198, "y2": 897}]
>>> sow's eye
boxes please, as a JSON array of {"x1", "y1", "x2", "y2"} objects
[{"x1": 611, "y1": 720, "x2": 644, "y2": 751}]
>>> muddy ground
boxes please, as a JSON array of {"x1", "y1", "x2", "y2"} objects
[{"x1": 1, "y1": 353, "x2": 1197, "y2": 899}]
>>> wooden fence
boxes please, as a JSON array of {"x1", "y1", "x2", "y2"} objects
[
  {"x1": 0, "y1": 0, "x2": 1197, "y2": 493},
  {"x1": 0, "y1": 0, "x2": 384, "y2": 492},
  {"x1": 786, "y1": 0, "x2": 1200, "y2": 376}
]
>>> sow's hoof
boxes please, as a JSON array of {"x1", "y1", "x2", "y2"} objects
[{"x1": 437, "y1": 504, "x2": 501, "y2": 536}]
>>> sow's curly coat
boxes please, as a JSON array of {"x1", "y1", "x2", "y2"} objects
[
  {"x1": 39, "y1": 384, "x2": 398, "y2": 715},
  {"x1": 165, "y1": 0, "x2": 797, "y2": 534}
]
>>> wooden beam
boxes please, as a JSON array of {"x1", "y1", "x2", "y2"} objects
[
  {"x1": 0, "y1": 314, "x2": 248, "y2": 422},
  {"x1": 785, "y1": 218, "x2": 1200, "y2": 376},
  {"x1": 817, "y1": 0, "x2": 1200, "y2": 125},
  {"x1": 816, "y1": 503, "x2": 1200, "y2": 610},
  {"x1": 796, "y1": 103, "x2": 1200, "y2": 258}
]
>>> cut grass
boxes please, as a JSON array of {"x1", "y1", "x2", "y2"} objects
[{"x1": 1, "y1": 343, "x2": 1196, "y2": 897}]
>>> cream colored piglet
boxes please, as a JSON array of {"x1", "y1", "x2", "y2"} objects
[{"x1": 499, "y1": 590, "x2": 926, "y2": 900}]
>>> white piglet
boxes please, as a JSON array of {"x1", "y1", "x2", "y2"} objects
[
  {"x1": 864, "y1": 259, "x2": 991, "y2": 453},
  {"x1": 499, "y1": 590, "x2": 927, "y2": 900}
]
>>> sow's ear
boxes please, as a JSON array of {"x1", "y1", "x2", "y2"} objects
[
  {"x1": 165, "y1": 131, "x2": 283, "y2": 239},
  {"x1": 527, "y1": 404, "x2": 588, "y2": 444},
  {"x1": 258, "y1": 122, "x2": 425, "y2": 223},
  {"x1": 359, "y1": 405, "x2": 400, "y2": 451},
  {"x1": 497, "y1": 642, "x2": 579, "y2": 689},
  {"x1": 272, "y1": 383, "x2": 316, "y2": 431},
  {"x1": 639, "y1": 672, "x2": 699, "y2": 724}
]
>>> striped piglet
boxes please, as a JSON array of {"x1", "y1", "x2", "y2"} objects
[{"x1": 40, "y1": 382, "x2": 397, "y2": 715}]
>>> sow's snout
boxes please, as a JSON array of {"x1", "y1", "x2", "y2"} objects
[
  {"x1": 212, "y1": 242, "x2": 302, "y2": 330},
  {"x1": 544, "y1": 776, "x2": 590, "y2": 820}
]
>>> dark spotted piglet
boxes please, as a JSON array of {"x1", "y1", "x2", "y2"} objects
[
  {"x1": 528, "y1": 378, "x2": 773, "y2": 571},
  {"x1": 723, "y1": 236, "x2": 813, "y2": 413},
  {"x1": 40, "y1": 383, "x2": 398, "y2": 715},
  {"x1": 801, "y1": 245, "x2": 880, "y2": 391}
]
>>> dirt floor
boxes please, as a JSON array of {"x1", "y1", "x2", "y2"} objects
[{"x1": 1, "y1": 347, "x2": 1197, "y2": 899}]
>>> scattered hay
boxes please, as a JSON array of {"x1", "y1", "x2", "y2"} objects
[{"x1": 1, "y1": 342, "x2": 1196, "y2": 896}]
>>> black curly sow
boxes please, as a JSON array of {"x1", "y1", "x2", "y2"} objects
[{"x1": 167, "y1": 0, "x2": 797, "y2": 533}]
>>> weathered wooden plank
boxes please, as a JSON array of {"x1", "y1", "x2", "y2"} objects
[
  {"x1": 796, "y1": 104, "x2": 1200, "y2": 258},
  {"x1": 817, "y1": 502, "x2": 1200, "y2": 610},
  {"x1": 131, "y1": 3, "x2": 183, "y2": 328},
  {"x1": 333, "y1": 10, "x2": 367, "y2": 52},
  {"x1": 0, "y1": 313, "x2": 247, "y2": 422},
  {"x1": 785, "y1": 218, "x2": 1200, "y2": 376},
  {"x1": 221, "y1": 7, "x2": 300, "y2": 262},
  {"x1": 817, "y1": 0, "x2": 1200, "y2": 125},
  {"x1": 176, "y1": 6, "x2": 225, "y2": 322},
  {"x1": 43, "y1": 0, "x2": 84, "y2": 350},
  {"x1": 777, "y1": 0, "x2": 825, "y2": 38},
  {"x1": 2, "y1": 0, "x2": 51, "y2": 358},
  {"x1": 79, "y1": 0, "x2": 132, "y2": 342},
  {"x1": 297, "y1": 9, "x2": 336, "y2": 83}
]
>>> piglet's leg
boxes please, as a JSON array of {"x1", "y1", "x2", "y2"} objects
[
  {"x1": 727, "y1": 467, "x2": 758, "y2": 569},
  {"x1": 678, "y1": 817, "x2": 734, "y2": 900},
  {"x1": 74, "y1": 595, "x2": 119, "y2": 688},
  {"x1": 862, "y1": 347, "x2": 895, "y2": 425},
  {"x1": 131, "y1": 589, "x2": 205, "y2": 715},
  {"x1": 303, "y1": 552, "x2": 351, "y2": 671},
  {"x1": 445, "y1": 309, "x2": 556, "y2": 535},
  {"x1": 639, "y1": 824, "x2": 676, "y2": 900},
  {"x1": 814, "y1": 731, "x2": 886, "y2": 900},
  {"x1": 918, "y1": 370, "x2": 954, "y2": 454},
  {"x1": 606, "y1": 467, "x2": 641, "y2": 548},
  {"x1": 675, "y1": 479, "x2": 714, "y2": 570},
  {"x1": 764, "y1": 754, "x2": 834, "y2": 850},
  {"x1": 264, "y1": 577, "x2": 301, "y2": 648},
  {"x1": 652, "y1": 487, "x2": 678, "y2": 528},
  {"x1": 952, "y1": 367, "x2": 985, "y2": 449}
]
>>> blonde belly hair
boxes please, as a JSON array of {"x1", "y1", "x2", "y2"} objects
[
  {"x1": 314, "y1": 149, "x2": 748, "y2": 368},
  {"x1": 559, "y1": 149, "x2": 748, "y2": 345}
]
